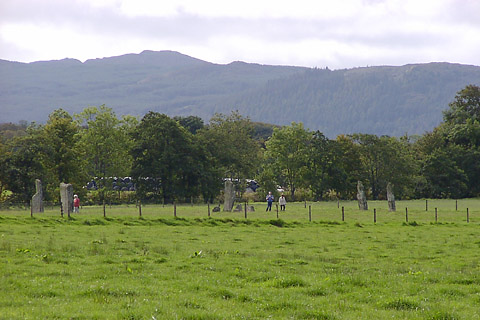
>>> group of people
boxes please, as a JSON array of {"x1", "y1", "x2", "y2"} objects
[{"x1": 265, "y1": 192, "x2": 287, "y2": 212}]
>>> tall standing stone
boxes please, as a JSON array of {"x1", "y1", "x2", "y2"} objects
[
  {"x1": 387, "y1": 182, "x2": 396, "y2": 212},
  {"x1": 223, "y1": 180, "x2": 235, "y2": 212},
  {"x1": 31, "y1": 179, "x2": 44, "y2": 213},
  {"x1": 60, "y1": 182, "x2": 73, "y2": 216},
  {"x1": 357, "y1": 181, "x2": 368, "y2": 210}
]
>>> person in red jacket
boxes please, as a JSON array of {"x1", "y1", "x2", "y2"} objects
[{"x1": 73, "y1": 194, "x2": 80, "y2": 213}]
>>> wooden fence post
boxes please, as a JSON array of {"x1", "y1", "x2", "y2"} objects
[
  {"x1": 435, "y1": 207, "x2": 438, "y2": 223},
  {"x1": 342, "y1": 206, "x2": 345, "y2": 222},
  {"x1": 138, "y1": 200, "x2": 142, "y2": 217},
  {"x1": 456, "y1": 200, "x2": 458, "y2": 211},
  {"x1": 405, "y1": 207, "x2": 408, "y2": 223},
  {"x1": 309, "y1": 205, "x2": 312, "y2": 222},
  {"x1": 244, "y1": 202, "x2": 247, "y2": 219},
  {"x1": 208, "y1": 203, "x2": 210, "y2": 217},
  {"x1": 426, "y1": 199, "x2": 428, "y2": 211},
  {"x1": 467, "y1": 208, "x2": 469, "y2": 223},
  {"x1": 103, "y1": 199, "x2": 106, "y2": 218},
  {"x1": 174, "y1": 202, "x2": 177, "y2": 217},
  {"x1": 276, "y1": 204, "x2": 279, "y2": 219},
  {"x1": 374, "y1": 208, "x2": 376, "y2": 223}
]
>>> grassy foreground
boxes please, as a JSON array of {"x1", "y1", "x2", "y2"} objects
[{"x1": 1, "y1": 200, "x2": 480, "y2": 319}]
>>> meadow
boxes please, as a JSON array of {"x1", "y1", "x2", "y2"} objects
[{"x1": 1, "y1": 200, "x2": 480, "y2": 319}]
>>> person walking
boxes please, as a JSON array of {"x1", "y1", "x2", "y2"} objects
[
  {"x1": 73, "y1": 194, "x2": 80, "y2": 213},
  {"x1": 266, "y1": 192, "x2": 274, "y2": 211},
  {"x1": 279, "y1": 194, "x2": 287, "y2": 211}
]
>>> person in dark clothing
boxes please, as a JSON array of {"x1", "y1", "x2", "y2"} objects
[{"x1": 266, "y1": 192, "x2": 274, "y2": 211}]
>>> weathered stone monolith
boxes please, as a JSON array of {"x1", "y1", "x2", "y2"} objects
[
  {"x1": 60, "y1": 182, "x2": 73, "y2": 216},
  {"x1": 31, "y1": 179, "x2": 44, "y2": 213},
  {"x1": 357, "y1": 181, "x2": 368, "y2": 210},
  {"x1": 223, "y1": 180, "x2": 235, "y2": 212},
  {"x1": 387, "y1": 182, "x2": 396, "y2": 212}
]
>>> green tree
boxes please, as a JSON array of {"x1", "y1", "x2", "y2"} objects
[
  {"x1": 131, "y1": 112, "x2": 213, "y2": 203},
  {"x1": 443, "y1": 85, "x2": 480, "y2": 127},
  {"x1": 264, "y1": 122, "x2": 310, "y2": 201},
  {"x1": 306, "y1": 131, "x2": 346, "y2": 200},
  {"x1": 174, "y1": 115, "x2": 204, "y2": 134},
  {"x1": 415, "y1": 85, "x2": 480, "y2": 198},
  {"x1": 334, "y1": 134, "x2": 364, "y2": 199},
  {"x1": 350, "y1": 134, "x2": 416, "y2": 200},
  {"x1": 0, "y1": 132, "x2": 46, "y2": 203},
  {"x1": 76, "y1": 105, "x2": 136, "y2": 183},
  {"x1": 198, "y1": 111, "x2": 261, "y2": 183},
  {"x1": 41, "y1": 109, "x2": 85, "y2": 198},
  {"x1": 420, "y1": 145, "x2": 468, "y2": 198}
]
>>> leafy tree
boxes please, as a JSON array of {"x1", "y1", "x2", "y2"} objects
[
  {"x1": 75, "y1": 105, "x2": 136, "y2": 184},
  {"x1": 334, "y1": 134, "x2": 364, "y2": 199},
  {"x1": 41, "y1": 109, "x2": 85, "y2": 199},
  {"x1": 0, "y1": 128, "x2": 46, "y2": 202},
  {"x1": 420, "y1": 145, "x2": 468, "y2": 198},
  {"x1": 251, "y1": 122, "x2": 279, "y2": 146},
  {"x1": 350, "y1": 134, "x2": 416, "y2": 200},
  {"x1": 306, "y1": 131, "x2": 346, "y2": 200},
  {"x1": 0, "y1": 121, "x2": 28, "y2": 143},
  {"x1": 174, "y1": 115, "x2": 205, "y2": 134},
  {"x1": 443, "y1": 85, "x2": 480, "y2": 126},
  {"x1": 264, "y1": 122, "x2": 310, "y2": 201},
  {"x1": 420, "y1": 85, "x2": 480, "y2": 197},
  {"x1": 198, "y1": 111, "x2": 261, "y2": 183},
  {"x1": 131, "y1": 112, "x2": 214, "y2": 203}
]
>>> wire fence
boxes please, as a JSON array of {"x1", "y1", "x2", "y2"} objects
[{"x1": 1, "y1": 199, "x2": 479, "y2": 225}]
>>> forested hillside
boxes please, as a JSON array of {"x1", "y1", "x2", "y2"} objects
[
  {"x1": 1, "y1": 50, "x2": 480, "y2": 137},
  {"x1": 232, "y1": 63, "x2": 480, "y2": 136}
]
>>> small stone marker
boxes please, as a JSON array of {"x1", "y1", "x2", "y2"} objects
[
  {"x1": 223, "y1": 180, "x2": 235, "y2": 212},
  {"x1": 212, "y1": 205, "x2": 221, "y2": 212},
  {"x1": 387, "y1": 182, "x2": 396, "y2": 212},
  {"x1": 233, "y1": 204, "x2": 243, "y2": 212},
  {"x1": 32, "y1": 179, "x2": 44, "y2": 213},
  {"x1": 357, "y1": 181, "x2": 368, "y2": 210},
  {"x1": 60, "y1": 182, "x2": 73, "y2": 216}
]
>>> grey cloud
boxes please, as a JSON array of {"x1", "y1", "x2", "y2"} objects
[
  {"x1": 1, "y1": 0, "x2": 479, "y2": 67},
  {"x1": 0, "y1": 0, "x2": 459, "y2": 45}
]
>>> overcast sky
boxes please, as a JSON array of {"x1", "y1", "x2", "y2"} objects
[{"x1": 1, "y1": 0, "x2": 479, "y2": 69}]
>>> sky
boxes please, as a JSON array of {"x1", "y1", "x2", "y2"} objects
[{"x1": 1, "y1": 0, "x2": 480, "y2": 69}]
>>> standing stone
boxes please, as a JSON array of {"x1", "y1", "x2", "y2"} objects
[
  {"x1": 387, "y1": 182, "x2": 396, "y2": 212},
  {"x1": 357, "y1": 181, "x2": 368, "y2": 210},
  {"x1": 60, "y1": 182, "x2": 73, "y2": 216},
  {"x1": 223, "y1": 180, "x2": 235, "y2": 212},
  {"x1": 233, "y1": 204, "x2": 243, "y2": 212},
  {"x1": 31, "y1": 179, "x2": 44, "y2": 213}
]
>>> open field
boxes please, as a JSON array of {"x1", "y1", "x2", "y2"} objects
[{"x1": 1, "y1": 200, "x2": 480, "y2": 319}]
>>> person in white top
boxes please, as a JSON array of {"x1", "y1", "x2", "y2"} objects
[{"x1": 279, "y1": 194, "x2": 287, "y2": 211}]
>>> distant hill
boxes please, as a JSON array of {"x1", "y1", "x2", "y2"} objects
[{"x1": 1, "y1": 50, "x2": 480, "y2": 137}]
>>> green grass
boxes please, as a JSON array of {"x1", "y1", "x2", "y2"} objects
[{"x1": 1, "y1": 200, "x2": 480, "y2": 319}]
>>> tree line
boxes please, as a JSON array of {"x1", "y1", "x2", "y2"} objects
[{"x1": 1, "y1": 85, "x2": 479, "y2": 204}]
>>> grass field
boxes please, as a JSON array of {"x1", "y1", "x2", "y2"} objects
[{"x1": 1, "y1": 200, "x2": 480, "y2": 319}]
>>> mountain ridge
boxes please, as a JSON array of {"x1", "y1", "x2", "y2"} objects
[{"x1": 1, "y1": 50, "x2": 479, "y2": 137}]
